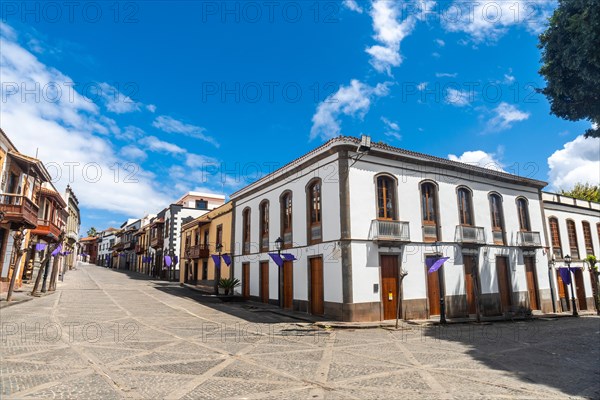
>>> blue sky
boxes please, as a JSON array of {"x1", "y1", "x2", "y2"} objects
[{"x1": 1, "y1": 1, "x2": 598, "y2": 235}]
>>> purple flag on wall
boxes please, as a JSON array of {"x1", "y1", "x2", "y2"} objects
[
  {"x1": 268, "y1": 253, "x2": 284, "y2": 267},
  {"x1": 282, "y1": 253, "x2": 297, "y2": 261},
  {"x1": 427, "y1": 257, "x2": 449, "y2": 274},
  {"x1": 164, "y1": 256, "x2": 172, "y2": 266},
  {"x1": 211, "y1": 254, "x2": 221, "y2": 268},
  {"x1": 51, "y1": 245, "x2": 62, "y2": 257},
  {"x1": 221, "y1": 254, "x2": 232, "y2": 266},
  {"x1": 559, "y1": 267, "x2": 571, "y2": 285},
  {"x1": 174, "y1": 256, "x2": 179, "y2": 265},
  {"x1": 35, "y1": 243, "x2": 47, "y2": 252}
]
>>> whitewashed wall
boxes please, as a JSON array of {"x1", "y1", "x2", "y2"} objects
[
  {"x1": 233, "y1": 153, "x2": 343, "y2": 302},
  {"x1": 348, "y1": 156, "x2": 549, "y2": 305}
]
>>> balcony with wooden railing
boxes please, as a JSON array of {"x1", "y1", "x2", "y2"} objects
[
  {"x1": 185, "y1": 244, "x2": 210, "y2": 259},
  {"x1": 0, "y1": 194, "x2": 39, "y2": 229},
  {"x1": 368, "y1": 220, "x2": 410, "y2": 243},
  {"x1": 31, "y1": 218, "x2": 63, "y2": 241},
  {"x1": 150, "y1": 235, "x2": 163, "y2": 249}
]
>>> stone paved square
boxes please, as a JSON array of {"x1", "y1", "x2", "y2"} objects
[{"x1": 1, "y1": 264, "x2": 599, "y2": 399}]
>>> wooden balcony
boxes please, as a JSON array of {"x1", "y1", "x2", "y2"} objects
[
  {"x1": 516, "y1": 231, "x2": 542, "y2": 248},
  {"x1": 185, "y1": 244, "x2": 210, "y2": 259},
  {"x1": 150, "y1": 236, "x2": 164, "y2": 249},
  {"x1": 368, "y1": 220, "x2": 410, "y2": 243},
  {"x1": 135, "y1": 244, "x2": 145, "y2": 254},
  {"x1": 455, "y1": 226, "x2": 486, "y2": 245},
  {"x1": 31, "y1": 219, "x2": 63, "y2": 241},
  {"x1": 0, "y1": 194, "x2": 39, "y2": 229}
]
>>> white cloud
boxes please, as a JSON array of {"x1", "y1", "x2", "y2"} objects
[
  {"x1": 381, "y1": 116, "x2": 400, "y2": 132},
  {"x1": 445, "y1": 88, "x2": 471, "y2": 107},
  {"x1": 152, "y1": 115, "x2": 219, "y2": 147},
  {"x1": 97, "y1": 82, "x2": 142, "y2": 114},
  {"x1": 185, "y1": 153, "x2": 219, "y2": 168},
  {"x1": 435, "y1": 38, "x2": 445, "y2": 47},
  {"x1": 381, "y1": 116, "x2": 402, "y2": 141},
  {"x1": 310, "y1": 79, "x2": 391, "y2": 140},
  {"x1": 120, "y1": 145, "x2": 147, "y2": 161},
  {"x1": 146, "y1": 104, "x2": 157, "y2": 113},
  {"x1": 435, "y1": 72, "x2": 458, "y2": 78},
  {"x1": 366, "y1": 0, "x2": 423, "y2": 75},
  {"x1": 448, "y1": 150, "x2": 505, "y2": 171},
  {"x1": 343, "y1": 0, "x2": 363, "y2": 13},
  {"x1": 548, "y1": 135, "x2": 600, "y2": 190},
  {"x1": 417, "y1": 82, "x2": 428, "y2": 91},
  {"x1": 0, "y1": 25, "x2": 171, "y2": 216},
  {"x1": 138, "y1": 136, "x2": 186, "y2": 155},
  {"x1": 487, "y1": 102, "x2": 530, "y2": 131},
  {"x1": 443, "y1": 0, "x2": 556, "y2": 43}
]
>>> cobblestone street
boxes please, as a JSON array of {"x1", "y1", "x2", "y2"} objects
[{"x1": 1, "y1": 263, "x2": 599, "y2": 399}]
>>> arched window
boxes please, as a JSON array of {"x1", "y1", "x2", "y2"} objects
[
  {"x1": 307, "y1": 179, "x2": 322, "y2": 244},
  {"x1": 566, "y1": 220, "x2": 580, "y2": 259},
  {"x1": 457, "y1": 187, "x2": 474, "y2": 226},
  {"x1": 280, "y1": 191, "x2": 293, "y2": 248},
  {"x1": 489, "y1": 193, "x2": 505, "y2": 245},
  {"x1": 549, "y1": 217, "x2": 563, "y2": 259},
  {"x1": 259, "y1": 201, "x2": 269, "y2": 252},
  {"x1": 376, "y1": 175, "x2": 397, "y2": 220},
  {"x1": 420, "y1": 182, "x2": 439, "y2": 242},
  {"x1": 582, "y1": 221, "x2": 594, "y2": 256},
  {"x1": 242, "y1": 208, "x2": 251, "y2": 254},
  {"x1": 516, "y1": 198, "x2": 531, "y2": 231}
]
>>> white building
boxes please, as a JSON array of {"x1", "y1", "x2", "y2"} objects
[
  {"x1": 231, "y1": 136, "x2": 554, "y2": 321},
  {"x1": 97, "y1": 228, "x2": 118, "y2": 267},
  {"x1": 161, "y1": 192, "x2": 225, "y2": 281},
  {"x1": 543, "y1": 192, "x2": 600, "y2": 313}
]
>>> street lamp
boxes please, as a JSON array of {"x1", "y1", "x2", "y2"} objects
[
  {"x1": 275, "y1": 237, "x2": 283, "y2": 255},
  {"x1": 434, "y1": 241, "x2": 446, "y2": 324},
  {"x1": 548, "y1": 253, "x2": 557, "y2": 313},
  {"x1": 564, "y1": 254, "x2": 578, "y2": 316}
]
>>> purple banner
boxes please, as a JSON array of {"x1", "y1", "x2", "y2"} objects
[
  {"x1": 559, "y1": 267, "x2": 571, "y2": 285},
  {"x1": 427, "y1": 257, "x2": 449, "y2": 274},
  {"x1": 51, "y1": 245, "x2": 62, "y2": 257},
  {"x1": 221, "y1": 254, "x2": 232, "y2": 266},
  {"x1": 35, "y1": 243, "x2": 47, "y2": 252},
  {"x1": 174, "y1": 256, "x2": 179, "y2": 265},
  {"x1": 268, "y1": 253, "x2": 284, "y2": 267},
  {"x1": 211, "y1": 254, "x2": 221, "y2": 268},
  {"x1": 281, "y1": 253, "x2": 297, "y2": 261},
  {"x1": 164, "y1": 256, "x2": 172, "y2": 267}
]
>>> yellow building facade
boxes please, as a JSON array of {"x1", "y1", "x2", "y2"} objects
[{"x1": 179, "y1": 202, "x2": 232, "y2": 286}]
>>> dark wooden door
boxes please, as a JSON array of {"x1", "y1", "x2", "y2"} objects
[
  {"x1": 242, "y1": 263, "x2": 250, "y2": 298},
  {"x1": 282, "y1": 261, "x2": 293, "y2": 309},
  {"x1": 310, "y1": 257, "x2": 324, "y2": 315},
  {"x1": 260, "y1": 261, "x2": 269, "y2": 304},
  {"x1": 496, "y1": 256, "x2": 512, "y2": 311},
  {"x1": 464, "y1": 256, "x2": 477, "y2": 315},
  {"x1": 524, "y1": 256, "x2": 539, "y2": 310},
  {"x1": 381, "y1": 255, "x2": 399, "y2": 320},
  {"x1": 574, "y1": 269, "x2": 587, "y2": 310},
  {"x1": 426, "y1": 257, "x2": 441, "y2": 316},
  {"x1": 556, "y1": 270, "x2": 570, "y2": 311}
]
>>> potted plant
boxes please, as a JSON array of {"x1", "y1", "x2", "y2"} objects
[{"x1": 218, "y1": 278, "x2": 241, "y2": 301}]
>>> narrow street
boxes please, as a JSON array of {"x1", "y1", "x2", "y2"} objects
[{"x1": 2, "y1": 263, "x2": 599, "y2": 399}]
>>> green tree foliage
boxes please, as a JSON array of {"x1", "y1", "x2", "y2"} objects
[
  {"x1": 86, "y1": 227, "x2": 98, "y2": 237},
  {"x1": 560, "y1": 183, "x2": 600, "y2": 202},
  {"x1": 538, "y1": 0, "x2": 600, "y2": 138}
]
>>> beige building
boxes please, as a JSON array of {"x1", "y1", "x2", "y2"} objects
[{"x1": 180, "y1": 202, "x2": 233, "y2": 289}]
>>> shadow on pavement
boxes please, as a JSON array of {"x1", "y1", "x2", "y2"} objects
[{"x1": 419, "y1": 317, "x2": 600, "y2": 398}]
